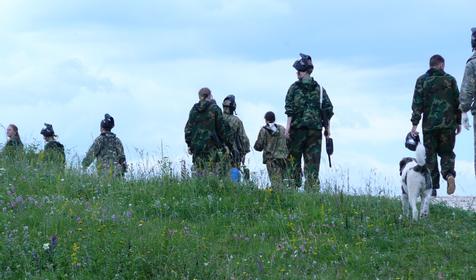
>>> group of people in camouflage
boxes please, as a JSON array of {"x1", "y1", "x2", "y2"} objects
[
  {"x1": 185, "y1": 53, "x2": 334, "y2": 190},
  {"x1": 1, "y1": 114, "x2": 127, "y2": 177},
  {"x1": 2, "y1": 28, "x2": 475, "y2": 192},
  {"x1": 409, "y1": 28, "x2": 476, "y2": 197}
]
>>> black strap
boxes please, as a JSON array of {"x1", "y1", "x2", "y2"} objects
[{"x1": 467, "y1": 56, "x2": 476, "y2": 64}]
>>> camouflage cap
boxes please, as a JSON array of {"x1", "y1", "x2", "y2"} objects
[
  {"x1": 198, "y1": 87, "x2": 211, "y2": 99},
  {"x1": 40, "y1": 123, "x2": 55, "y2": 137}
]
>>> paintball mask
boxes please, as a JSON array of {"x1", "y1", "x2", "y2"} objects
[
  {"x1": 405, "y1": 132, "x2": 420, "y2": 151},
  {"x1": 223, "y1": 95, "x2": 236, "y2": 113},
  {"x1": 40, "y1": 123, "x2": 55, "y2": 137},
  {"x1": 293, "y1": 53, "x2": 314, "y2": 73},
  {"x1": 101, "y1": 114, "x2": 115, "y2": 130}
]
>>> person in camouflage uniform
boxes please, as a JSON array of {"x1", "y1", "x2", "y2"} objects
[
  {"x1": 2, "y1": 124, "x2": 24, "y2": 159},
  {"x1": 40, "y1": 123, "x2": 66, "y2": 168},
  {"x1": 459, "y1": 27, "x2": 476, "y2": 176},
  {"x1": 82, "y1": 114, "x2": 127, "y2": 177},
  {"x1": 222, "y1": 95, "x2": 250, "y2": 166},
  {"x1": 285, "y1": 53, "x2": 334, "y2": 191},
  {"x1": 185, "y1": 88, "x2": 234, "y2": 176},
  {"x1": 411, "y1": 55, "x2": 462, "y2": 196},
  {"x1": 254, "y1": 111, "x2": 288, "y2": 190}
]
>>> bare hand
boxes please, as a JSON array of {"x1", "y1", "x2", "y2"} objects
[
  {"x1": 462, "y1": 112, "x2": 471, "y2": 130},
  {"x1": 456, "y1": 125, "x2": 462, "y2": 135},
  {"x1": 285, "y1": 129, "x2": 290, "y2": 139},
  {"x1": 324, "y1": 126, "x2": 331, "y2": 138},
  {"x1": 410, "y1": 125, "x2": 419, "y2": 136}
]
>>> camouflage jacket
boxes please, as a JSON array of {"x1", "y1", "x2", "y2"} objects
[
  {"x1": 285, "y1": 77, "x2": 334, "y2": 130},
  {"x1": 223, "y1": 113, "x2": 250, "y2": 160},
  {"x1": 254, "y1": 124, "x2": 288, "y2": 164},
  {"x1": 2, "y1": 138, "x2": 24, "y2": 158},
  {"x1": 411, "y1": 68, "x2": 462, "y2": 132},
  {"x1": 460, "y1": 51, "x2": 476, "y2": 114},
  {"x1": 82, "y1": 132, "x2": 126, "y2": 176},
  {"x1": 185, "y1": 100, "x2": 231, "y2": 155},
  {"x1": 42, "y1": 140, "x2": 66, "y2": 166}
]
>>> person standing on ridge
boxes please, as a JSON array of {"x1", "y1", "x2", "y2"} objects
[
  {"x1": 459, "y1": 27, "x2": 476, "y2": 176},
  {"x1": 185, "y1": 88, "x2": 234, "y2": 176},
  {"x1": 410, "y1": 55, "x2": 462, "y2": 196},
  {"x1": 285, "y1": 53, "x2": 334, "y2": 191},
  {"x1": 82, "y1": 114, "x2": 127, "y2": 177}
]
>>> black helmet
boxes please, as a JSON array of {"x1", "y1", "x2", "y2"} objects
[
  {"x1": 293, "y1": 53, "x2": 314, "y2": 73},
  {"x1": 472, "y1": 27, "x2": 476, "y2": 50},
  {"x1": 405, "y1": 132, "x2": 420, "y2": 151},
  {"x1": 40, "y1": 123, "x2": 55, "y2": 137},
  {"x1": 223, "y1": 95, "x2": 236, "y2": 112},
  {"x1": 101, "y1": 114, "x2": 115, "y2": 130}
]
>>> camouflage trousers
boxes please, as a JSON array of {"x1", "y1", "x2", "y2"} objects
[
  {"x1": 288, "y1": 128, "x2": 322, "y2": 191},
  {"x1": 423, "y1": 129, "x2": 456, "y2": 190},
  {"x1": 192, "y1": 149, "x2": 230, "y2": 177},
  {"x1": 265, "y1": 158, "x2": 288, "y2": 190}
]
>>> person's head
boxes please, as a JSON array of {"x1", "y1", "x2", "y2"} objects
[
  {"x1": 293, "y1": 53, "x2": 314, "y2": 79},
  {"x1": 41, "y1": 123, "x2": 56, "y2": 141},
  {"x1": 100, "y1": 114, "x2": 115, "y2": 133},
  {"x1": 429, "y1": 54, "x2": 445, "y2": 70},
  {"x1": 198, "y1": 87, "x2": 213, "y2": 101},
  {"x1": 264, "y1": 111, "x2": 276, "y2": 124},
  {"x1": 471, "y1": 27, "x2": 476, "y2": 51},
  {"x1": 222, "y1": 95, "x2": 236, "y2": 114},
  {"x1": 7, "y1": 124, "x2": 19, "y2": 139}
]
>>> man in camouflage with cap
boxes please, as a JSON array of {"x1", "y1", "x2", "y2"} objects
[
  {"x1": 411, "y1": 55, "x2": 462, "y2": 196},
  {"x1": 185, "y1": 88, "x2": 234, "y2": 176},
  {"x1": 82, "y1": 114, "x2": 127, "y2": 177},
  {"x1": 459, "y1": 27, "x2": 476, "y2": 176},
  {"x1": 285, "y1": 53, "x2": 334, "y2": 191},
  {"x1": 222, "y1": 95, "x2": 250, "y2": 168}
]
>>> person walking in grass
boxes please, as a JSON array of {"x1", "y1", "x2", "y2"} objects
[
  {"x1": 285, "y1": 53, "x2": 334, "y2": 191},
  {"x1": 410, "y1": 55, "x2": 462, "y2": 197},
  {"x1": 459, "y1": 27, "x2": 476, "y2": 176},
  {"x1": 2, "y1": 124, "x2": 24, "y2": 158},
  {"x1": 185, "y1": 87, "x2": 235, "y2": 176},
  {"x1": 40, "y1": 123, "x2": 65, "y2": 168},
  {"x1": 254, "y1": 111, "x2": 288, "y2": 190},
  {"x1": 82, "y1": 114, "x2": 127, "y2": 177},
  {"x1": 222, "y1": 95, "x2": 250, "y2": 169}
]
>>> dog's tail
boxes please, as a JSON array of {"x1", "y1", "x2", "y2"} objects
[{"x1": 415, "y1": 142, "x2": 426, "y2": 166}]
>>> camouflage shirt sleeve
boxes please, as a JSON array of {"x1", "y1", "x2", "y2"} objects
[
  {"x1": 460, "y1": 61, "x2": 476, "y2": 113},
  {"x1": 237, "y1": 119, "x2": 250, "y2": 154},
  {"x1": 411, "y1": 76, "x2": 425, "y2": 126},
  {"x1": 82, "y1": 136, "x2": 101, "y2": 168},
  {"x1": 285, "y1": 84, "x2": 296, "y2": 117},
  {"x1": 116, "y1": 138, "x2": 126, "y2": 163},
  {"x1": 214, "y1": 106, "x2": 230, "y2": 149},
  {"x1": 452, "y1": 77, "x2": 462, "y2": 125},
  {"x1": 322, "y1": 89, "x2": 334, "y2": 123},
  {"x1": 184, "y1": 107, "x2": 195, "y2": 148},
  {"x1": 254, "y1": 128, "x2": 266, "y2": 152}
]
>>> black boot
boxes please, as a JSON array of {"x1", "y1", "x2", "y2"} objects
[{"x1": 431, "y1": 189, "x2": 437, "y2": 197}]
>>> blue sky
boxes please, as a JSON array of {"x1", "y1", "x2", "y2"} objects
[{"x1": 0, "y1": 0, "x2": 475, "y2": 194}]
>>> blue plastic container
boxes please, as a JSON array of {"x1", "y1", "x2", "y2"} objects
[{"x1": 230, "y1": 167, "x2": 241, "y2": 183}]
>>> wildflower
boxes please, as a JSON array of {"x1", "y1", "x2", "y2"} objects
[
  {"x1": 50, "y1": 235, "x2": 58, "y2": 250},
  {"x1": 43, "y1": 243, "x2": 50, "y2": 251}
]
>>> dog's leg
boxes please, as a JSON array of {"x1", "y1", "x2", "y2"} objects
[
  {"x1": 408, "y1": 187, "x2": 419, "y2": 221},
  {"x1": 420, "y1": 189, "x2": 432, "y2": 219},
  {"x1": 401, "y1": 193, "x2": 410, "y2": 217}
]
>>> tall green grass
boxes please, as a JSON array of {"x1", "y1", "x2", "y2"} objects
[{"x1": 0, "y1": 150, "x2": 474, "y2": 279}]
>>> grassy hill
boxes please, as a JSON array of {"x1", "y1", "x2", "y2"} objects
[{"x1": 0, "y1": 155, "x2": 475, "y2": 279}]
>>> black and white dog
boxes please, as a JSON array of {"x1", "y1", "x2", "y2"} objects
[{"x1": 399, "y1": 143, "x2": 432, "y2": 221}]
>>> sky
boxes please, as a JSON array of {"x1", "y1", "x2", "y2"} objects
[{"x1": 0, "y1": 0, "x2": 475, "y2": 194}]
